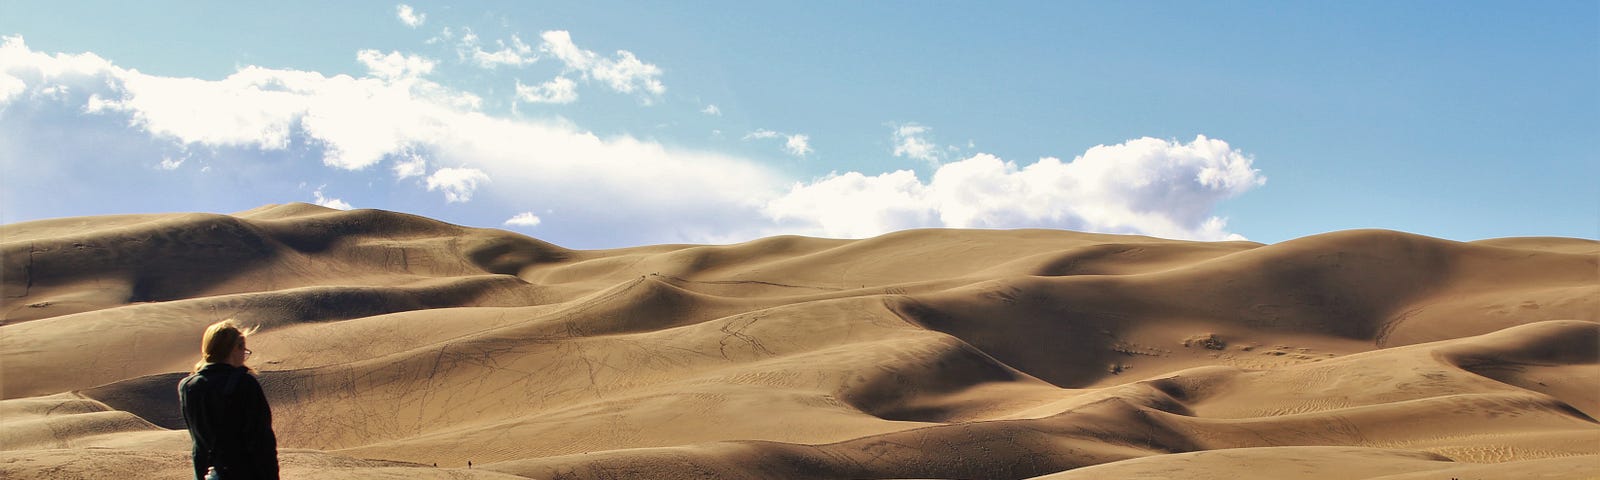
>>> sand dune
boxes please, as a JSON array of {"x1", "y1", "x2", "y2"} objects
[{"x1": 2, "y1": 203, "x2": 1596, "y2": 479}]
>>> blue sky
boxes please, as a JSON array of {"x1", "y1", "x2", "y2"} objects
[{"x1": 2, "y1": 1, "x2": 1595, "y2": 248}]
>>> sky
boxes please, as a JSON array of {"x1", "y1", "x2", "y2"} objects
[{"x1": 1, "y1": 1, "x2": 1595, "y2": 248}]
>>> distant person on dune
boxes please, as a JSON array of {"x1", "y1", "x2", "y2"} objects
[{"x1": 179, "y1": 319, "x2": 280, "y2": 480}]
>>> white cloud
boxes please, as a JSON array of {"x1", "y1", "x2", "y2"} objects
[
  {"x1": 591, "y1": 51, "x2": 662, "y2": 96},
  {"x1": 313, "y1": 185, "x2": 353, "y2": 210},
  {"x1": 425, "y1": 27, "x2": 453, "y2": 45},
  {"x1": 426, "y1": 167, "x2": 489, "y2": 203},
  {"x1": 744, "y1": 129, "x2": 780, "y2": 140},
  {"x1": 515, "y1": 76, "x2": 578, "y2": 104},
  {"x1": 396, "y1": 4, "x2": 426, "y2": 28},
  {"x1": 0, "y1": 35, "x2": 1264, "y2": 247},
  {"x1": 539, "y1": 30, "x2": 664, "y2": 100},
  {"x1": 357, "y1": 49, "x2": 435, "y2": 80},
  {"x1": 766, "y1": 170, "x2": 935, "y2": 238},
  {"x1": 159, "y1": 156, "x2": 184, "y2": 170},
  {"x1": 785, "y1": 134, "x2": 811, "y2": 157},
  {"x1": 2, "y1": 37, "x2": 480, "y2": 172},
  {"x1": 82, "y1": 68, "x2": 307, "y2": 149},
  {"x1": 2, "y1": 34, "x2": 779, "y2": 243},
  {"x1": 766, "y1": 136, "x2": 1265, "y2": 241},
  {"x1": 392, "y1": 152, "x2": 426, "y2": 179},
  {"x1": 892, "y1": 123, "x2": 941, "y2": 166},
  {"x1": 0, "y1": 36, "x2": 116, "y2": 85},
  {"x1": 700, "y1": 104, "x2": 720, "y2": 116},
  {"x1": 39, "y1": 84, "x2": 68, "y2": 99},
  {"x1": 504, "y1": 212, "x2": 542, "y2": 227},
  {"x1": 0, "y1": 72, "x2": 24, "y2": 106},
  {"x1": 744, "y1": 129, "x2": 810, "y2": 158},
  {"x1": 463, "y1": 34, "x2": 537, "y2": 69}
]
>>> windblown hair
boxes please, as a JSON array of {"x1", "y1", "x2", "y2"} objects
[{"x1": 194, "y1": 319, "x2": 258, "y2": 373}]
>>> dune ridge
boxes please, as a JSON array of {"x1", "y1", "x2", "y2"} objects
[{"x1": 2, "y1": 203, "x2": 1595, "y2": 479}]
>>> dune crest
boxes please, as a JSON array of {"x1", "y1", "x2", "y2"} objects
[{"x1": 2, "y1": 205, "x2": 1595, "y2": 478}]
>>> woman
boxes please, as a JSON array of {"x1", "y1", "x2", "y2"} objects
[{"x1": 179, "y1": 320, "x2": 280, "y2": 480}]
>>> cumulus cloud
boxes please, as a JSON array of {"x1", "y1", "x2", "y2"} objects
[
  {"x1": 700, "y1": 104, "x2": 720, "y2": 116},
  {"x1": 765, "y1": 170, "x2": 935, "y2": 237},
  {"x1": 396, "y1": 5, "x2": 426, "y2": 28},
  {"x1": 892, "y1": 123, "x2": 942, "y2": 166},
  {"x1": 80, "y1": 70, "x2": 304, "y2": 149},
  {"x1": 767, "y1": 136, "x2": 1264, "y2": 240},
  {"x1": 426, "y1": 167, "x2": 489, "y2": 203},
  {"x1": 515, "y1": 76, "x2": 578, "y2": 104},
  {"x1": 504, "y1": 212, "x2": 542, "y2": 227},
  {"x1": 539, "y1": 30, "x2": 664, "y2": 100},
  {"x1": 313, "y1": 185, "x2": 353, "y2": 210},
  {"x1": 0, "y1": 72, "x2": 24, "y2": 106}
]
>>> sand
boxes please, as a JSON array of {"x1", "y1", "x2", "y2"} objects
[{"x1": 1, "y1": 203, "x2": 1596, "y2": 479}]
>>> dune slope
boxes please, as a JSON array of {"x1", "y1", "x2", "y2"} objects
[{"x1": 2, "y1": 204, "x2": 1595, "y2": 479}]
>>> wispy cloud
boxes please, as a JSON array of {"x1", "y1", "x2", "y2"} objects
[
  {"x1": 396, "y1": 4, "x2": 426, "y2": 28},
  {"x1": 392, "y1": 152, "x2": 426, "y2": 179},
  {"x1": 539, "y1": 30, "x2": 664, "y2": 101},
  {"x1": 445, "y1": 29, "x2": 660, "y2": 103},
  {"x1": 357, "y1": 49, "x2": 436, "y2": 80},
  {"x1": 892, "y1": 123, "x2": 942, "y2": 166},
  {"x1": 424, "y1": 26, "x2": 453, "y2": 45},
  {"x1": 459, "y1": 32, "x2": 537, "y2": 69},
  {"x1": 744, "y1": 129, "x2": 811, "y2": 158},
  {"x1": 700, "y1": 104, "x2": 720, "y2": 116},
  {"x1": 515, "y1": 76, "x2": 578, "y2": 104},
  {"x1": 743, "y1": 129, "x2": 780, "y2": 140}
]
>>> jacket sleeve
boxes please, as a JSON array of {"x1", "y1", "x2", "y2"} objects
[
  {"x1": 179, "y1": 376, "x2": 212, "y2": 480},
  {"x1": 238, "y1": 374, "x2": 280, "y2": 479},
  {"x1": 192, "y1": 443, "x2": 211, "y2": 480}
]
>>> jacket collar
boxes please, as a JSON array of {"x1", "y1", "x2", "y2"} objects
[{"x1": 198, "y1": 362, "x2": 243, "y2": 375}]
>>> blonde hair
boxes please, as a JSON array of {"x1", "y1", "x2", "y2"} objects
[{"x1": 194, "y1": 319, "x2": 258, "y2": 373}]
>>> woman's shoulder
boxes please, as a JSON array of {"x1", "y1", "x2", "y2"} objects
[
  {"x1": 199, "y1": 364, "x2": 261, "y2": 387},
  {"x1": 232, "y1": 368, "x2": 267, "y2": 392}
]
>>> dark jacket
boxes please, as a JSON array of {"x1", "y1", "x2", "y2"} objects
[{"x1": 179, "y1": 363, "x2": 279, "y2": 480}]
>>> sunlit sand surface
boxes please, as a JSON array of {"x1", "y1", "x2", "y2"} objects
[{"x1": 3, "y1": 204, "x2": 1596, "y2": 478}]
